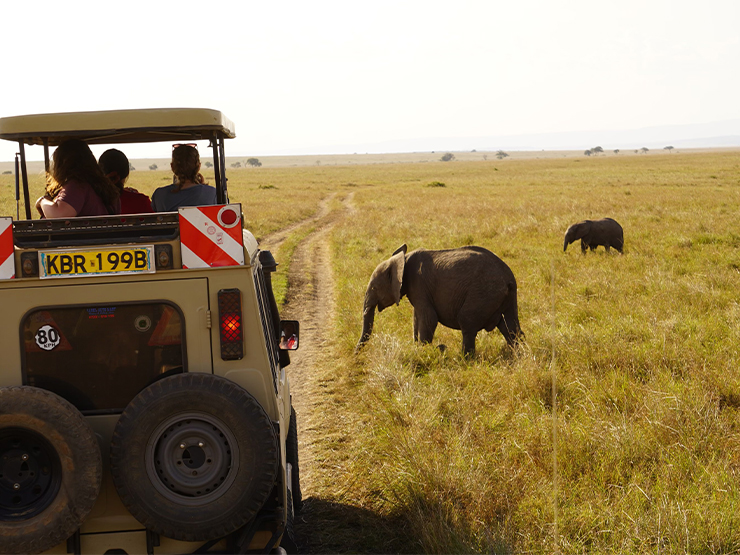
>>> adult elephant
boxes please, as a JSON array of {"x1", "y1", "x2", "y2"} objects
[
  {"x1": 355, "y1": 245, "x2": 522, "y2": 356},
  {"x1": 563, "y1": 218, "x2": 623, "y2": 253}
]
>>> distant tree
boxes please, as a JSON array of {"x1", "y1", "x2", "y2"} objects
[
  {"x1": 128, "y1": 162, "x2": 135, "y2": 171},
  {"x1": 440, "y1": 153, "x2": 455, "y2": 162},
  {"x1": 640, "y1": 147, "x2": 649, "y2": 154},
  {"x1": 2, "y1": 170, "x2": 11, "y2": 175},
  {"x1": 584, "y1": 149, "x2": 592, "y2": 156},
  {"x1": 471, "y1": 149, "x2": 477, "y2": 153},
  {"x1": 204, "y1": 161, "x2": 213, "y2": 168},
  {"x1": 613, "y1": 149, "x2": 620, "y2": 155},
  {"x1": 496, "y1": 150, "x2": 509, "y2": 159},
  {"x1": 592, "y1": 146, "x2": 604, "y2": 154},
  {"x1": 482, "y1": 154, "x2": 488, "y2": 161},
  {"x1": 247, "y1": 157, "x2": 262, "y2": 167},
  {"x1": 231, "y1": 162, "x2": 242, "y2": 168},
  {"x1": 634, "y1": 150, "x2": 639, "y2": 154},
  {"x1": 664, "y1": 146, "x2": 674, "y2": 152},
  {"x1": 149, "y1": 164, "x2": 158, "y2": 170}
]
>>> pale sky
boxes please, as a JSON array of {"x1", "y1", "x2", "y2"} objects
[{"x1": 2, "y1": 0, "x2": 739, "y2": 161}]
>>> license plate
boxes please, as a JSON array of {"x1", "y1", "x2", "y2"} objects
[{"x1": 39, "y1": 246, "x2": 155, "y2": 279}]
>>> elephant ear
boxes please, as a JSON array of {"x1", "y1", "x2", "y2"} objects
[
  {"x1": 392, "y1": 244, "x2": 407, "y2": 257},
  {"x1": 567, "y1": 221, "x2": 591, "y2": 240},
  {"x1": 389, "y1": 247, "x2": 406, "y2": 305}
]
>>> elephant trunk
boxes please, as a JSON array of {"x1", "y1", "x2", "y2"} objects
[
  {"x1": 563, "y1": 236, "x2": 569, "y2": 251},
  {"x1": 355, "y1": 294, "x2": 377, "y2": 353}
]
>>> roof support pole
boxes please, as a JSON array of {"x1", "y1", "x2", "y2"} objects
[
  {"x1": 43, "y1": 138, "x2": 50, "y2": 173},
  {"x1": 18, "y1": 141, "x2": 31, "y2": 220},
  {"x1": 218, "y1": 136, "x2": 228, "y2": 204},
  {"x1": 211, "y1": 137, "x2": 224, "y2": 204},
  {"x1": 14, "y1": 153, "x2": 20, "y2": 220}
]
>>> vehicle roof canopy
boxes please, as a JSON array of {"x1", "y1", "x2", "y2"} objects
[{"x1": 0, "y1": 108, "x2": 236, "y2": 146}]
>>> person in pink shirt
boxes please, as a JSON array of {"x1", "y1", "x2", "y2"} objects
[
  {"x1": 36, "y1": 139, "x2": 120, "y2": 218},
  {"x1": 98, "y1": 149, "x2": 153, "y2": 214}
]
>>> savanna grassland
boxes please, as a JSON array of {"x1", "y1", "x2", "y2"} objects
[{"x1": 2, "y1": 150, "x2": 740, "y2": 553}]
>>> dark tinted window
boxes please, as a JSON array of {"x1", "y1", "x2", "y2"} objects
[{"x1": 23, "y1": 303, "x2": 185, "y2": 413}]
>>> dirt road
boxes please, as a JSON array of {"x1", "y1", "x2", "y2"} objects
[{"x1": 259, "y1": 193, "x2": 356, "y2": 552}]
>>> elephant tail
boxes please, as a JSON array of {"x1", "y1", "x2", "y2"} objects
[{"x1": 499, "y1": 281, "x2": 523, "y2": 346}]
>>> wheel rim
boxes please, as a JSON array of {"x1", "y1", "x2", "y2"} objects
[
  {"x1": 145, "y1": 412, "x2": 240, "y2": 506},
  {"x1": 0, "y1": 428, "x2": 62, "y2": 521}
]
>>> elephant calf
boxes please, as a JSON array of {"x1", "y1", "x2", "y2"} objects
[
  {"x1": 564, "y1": 218, "x2": 623, "y2": 253},
  {"x1": 355, "y1": 244, "x2": 523, "y2": 356}
]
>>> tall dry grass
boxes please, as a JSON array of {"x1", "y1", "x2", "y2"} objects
[
  {"x1": 2, "y1": 151, "x2": 740, "y2": 553},
  {"x1": 326, "y1": 152, "x2": 740, "y2": 553}
]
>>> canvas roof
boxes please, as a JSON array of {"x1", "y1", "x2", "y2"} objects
[{"x1": 0, "y1": 108, "x2": 235, "y2": 146}]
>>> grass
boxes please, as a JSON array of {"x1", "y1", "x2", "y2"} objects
[
  {"x1": 3, "y1": 150, "x2": 740, "y2": 553},
  {"x1": 326, "y1": 151, "x2": 740, "y2": 553}
]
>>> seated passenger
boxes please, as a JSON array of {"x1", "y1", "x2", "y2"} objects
[
  {"x1": 151, "y1": 144, "x2": 217, "y2": 212},
  {"x1": 36, "y1": 139, "x2": 121, "y2": 218},
  {"x1": 98, "y1": 149, "x2": 153, "y2": 214}
]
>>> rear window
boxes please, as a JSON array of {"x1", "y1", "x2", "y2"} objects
[{"x1": 22, "y1": 302, "x2": 186, "y2": 413}]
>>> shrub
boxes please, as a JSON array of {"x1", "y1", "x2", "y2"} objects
[
  {"x1": 439, "y1": 153, "x2": 455, "y2": 162},
  {"x1": 426, "y1": 181, "x2": 446, "y2": 188}
]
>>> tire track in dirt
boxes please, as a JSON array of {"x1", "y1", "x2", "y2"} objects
[
  {"x1": 279, "y1": 215, "x2": 336, "y2": 492},
  {"x1": 258, "y1": 193, "x2": 336, "y2": 253},
  {"x1": 263, "y1": 193, "x2": 355, "y2": 547}
]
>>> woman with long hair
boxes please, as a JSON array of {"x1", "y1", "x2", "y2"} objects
[
  {"x1": 98, "y1": 148, "x2": 153, "y2": 214},
  {"x1": 151, "y1": 143, "x2": 216, "y2": 212},
  {"x1": 36, "y1": 139, "x2": 120, "y2": 218}
]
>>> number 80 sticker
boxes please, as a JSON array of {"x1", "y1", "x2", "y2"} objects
[{"x1": 35, "y1": 325, "x2": 61, "y2": 351}]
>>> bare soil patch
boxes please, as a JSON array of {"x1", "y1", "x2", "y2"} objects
[{"x1": 262, "y1": 193, "x2": 361, "y2": 552}]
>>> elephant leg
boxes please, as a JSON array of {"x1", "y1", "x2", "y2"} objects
[
  {"x1": 580, "y1": 240, "x2": 587, "y2": 253},
  {"x1": 605, "y1": 245, "x2": 611, "y2": 252},
  {"x1": 413, "y1": 306, "x2": 438, "y2": 344},
  {"x1": 461, "y1": 328, "x2": 478, "y2": 357}
]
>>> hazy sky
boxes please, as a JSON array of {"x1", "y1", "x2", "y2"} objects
[{"x1": 2, "y1": 0, "x2": 739, "y2": 161}]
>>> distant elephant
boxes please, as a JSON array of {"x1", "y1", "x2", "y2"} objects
[
  {"x1": 563, "y1": 218, "x2": 623, "y2": 253},
  {"x1": 355, "y1": 245, "x2": 523, "y2": 356}
]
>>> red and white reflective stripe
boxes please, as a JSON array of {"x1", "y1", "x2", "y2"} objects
[
  {"x1": 0, "y1": 218, "x2": 15, "y2": 280},
  {"x1": 178, "y1": 205, "x2": 245, "y2": 269}
]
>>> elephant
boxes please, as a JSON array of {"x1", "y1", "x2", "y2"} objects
[
  {"x1": 563, "y1": 218, "x2": 623, "y2": 253},
  {"x1": 355, "y1": 244, "x2": 523, "y2": 356}
]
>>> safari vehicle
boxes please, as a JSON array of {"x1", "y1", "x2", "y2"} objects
[{"x1": 0, "y1": 109, "x2": 302, "y2": 554}]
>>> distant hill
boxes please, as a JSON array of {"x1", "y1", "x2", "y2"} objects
[{"x1": 273, "y1": 119, "x2": 740, "y2": 155}]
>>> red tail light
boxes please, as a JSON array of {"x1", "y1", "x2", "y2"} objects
[{"x1": 218, "y1": 289, "x2": 243, "y2": 360}]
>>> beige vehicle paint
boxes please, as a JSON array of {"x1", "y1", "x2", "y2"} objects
[{"x1": 0, "y1": 110, "x2": 301, "y2": 555}]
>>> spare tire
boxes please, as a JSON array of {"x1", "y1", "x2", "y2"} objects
[
  {"x1": 0, "y1": 386, "x2": 102, "y2": 555},
  {"x1": 110, "y1": 373, "x2": 278, "y2": 542}
]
